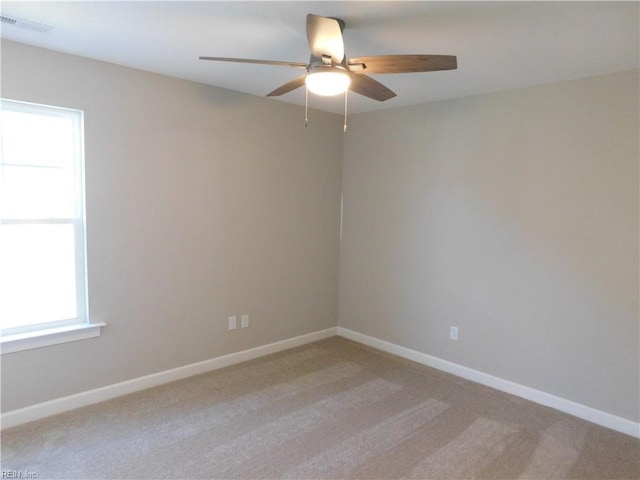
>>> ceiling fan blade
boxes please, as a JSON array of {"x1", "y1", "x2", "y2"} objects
[
  {"x1": 348, "y1": 55, "x2": 457, "y2": 74},
  {"x1": 266, "y1": 75, "x2": 307, "y2": 97},
  {"x1": 346, "y1": 71, "x2": 396, "y2": 101},
  {"x1": 199, "y1": 56, "x2": 308, "y2": 69},
  {"x1": 306, "y1": 14, "x2": 345, "y2": 64}
]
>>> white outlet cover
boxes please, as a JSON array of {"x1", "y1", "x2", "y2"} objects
[
  {"x1": 450, "y1": 326, "x2": 459, "y2": 340},
  {"x1": 229, "y1": 316, "x2": 237, "y2": 330},
  {"x1": 241, "y1": 315, "x2": 249, "y2": 328}
]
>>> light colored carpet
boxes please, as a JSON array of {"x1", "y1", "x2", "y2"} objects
[{"x1": 2, "y1": 337, "x2": 639, "y2": 479}]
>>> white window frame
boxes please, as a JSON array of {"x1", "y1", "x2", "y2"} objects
[{"x1": 0, "y1": 99, "x2": 104, "y2": 354}]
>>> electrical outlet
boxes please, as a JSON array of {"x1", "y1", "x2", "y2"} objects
[
  {"x1": 241, "y1": 314, "x2": 249, "y2": 328},
  {"x1": 450, "y1": 326, "x2": 459, "y2": 341},
  {"x1": 228, "y1": 316, "x2": 237, "y2": 330}
]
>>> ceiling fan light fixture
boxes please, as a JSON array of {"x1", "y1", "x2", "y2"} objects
[
  {"x1": 305, "y1": 67, "x2": 350, "y2": 96},
  {"x1": 201, "y1": 14, "x2": 457, "y2": 104}
]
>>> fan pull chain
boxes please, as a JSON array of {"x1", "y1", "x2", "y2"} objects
[
  {"x1": 304, "y1": 82, "x2": 309, "y2": 127},
  {"x1": 343, "y1": 89, "x2": 348, "y2": 133}
]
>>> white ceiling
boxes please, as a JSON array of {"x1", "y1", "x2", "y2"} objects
[{"x1": 1, "y1": 1, "x2": 638, "y2": 114}]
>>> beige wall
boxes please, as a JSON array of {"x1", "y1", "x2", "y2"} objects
[
  {"x1": 339, "y1": 71, "x2": 640, "y2": 422},
  {"x1": 1, "y1": 40, "x2": 343, "y2": 412}
]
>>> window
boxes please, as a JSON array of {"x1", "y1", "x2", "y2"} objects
[{"x1": 0, "y1": 99, "x2": 103, "y2": 353}]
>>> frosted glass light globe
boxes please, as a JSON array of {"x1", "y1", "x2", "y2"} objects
[{"x1": 306, "y1": 70, "x2": 350, "y2": 96}]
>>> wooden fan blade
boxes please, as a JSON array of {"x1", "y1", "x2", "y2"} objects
[
  {"x1": 266, "y1": 75, "x2": 307, "y2": 97},
  {"x1": 348, "y1": 55, "x2": 457, "y2": 74},
  {"x1": 199, "y1": 57, "x2": 308, "y2": 69},
  {"x1": 306, "y1": 14, "x2": 345, "y2": 64},
  {"x1": 346, "y1": 71, "x2": 396, "y2": 101}
]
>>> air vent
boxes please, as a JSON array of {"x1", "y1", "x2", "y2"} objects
[{"x1": 0, "y1": 15, "x2": 52, "y2": 33}]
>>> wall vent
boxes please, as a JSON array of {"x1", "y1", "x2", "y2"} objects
[{"x1": 0, "y1": 15, "x2": 52, "y2": 33}]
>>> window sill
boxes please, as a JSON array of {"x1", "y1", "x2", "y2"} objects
[{"x1": 0, "y1": 322, "x2": 106, "y2": 354}]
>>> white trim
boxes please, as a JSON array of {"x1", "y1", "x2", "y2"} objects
[
  {"x1": 0, "y1": 327, "x2": 337, "y2": 429},
  {"x1": 4, "y1": 325, "x2": 637, "y2": 439},
  {"x1": 0, "y1": 322, "x2": 106, "y2": 355},
  {"x1": 337, "y1": 327, "x2": 640, "y2": 439}
]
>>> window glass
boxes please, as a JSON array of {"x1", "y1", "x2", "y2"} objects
[
  {"x1": 0, "y1": 224, "x2": 78, "y2": 330},
  {"x1": 1, "y1": 165, "x2": 75, "y2": 219},
  {"x1": 1, "y1": 110, "x2": 75, "y2": 168}
]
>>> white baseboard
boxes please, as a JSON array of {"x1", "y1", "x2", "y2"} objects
[
  {"x1": 1, "y1": 327, "x2": 338, "y2": 430},
  {"x1": 337, "y1": 327, "x2": 639, "y2": 439},
  {"x1": 4, "y1": 325, "x2": 638, "y2": 439}
]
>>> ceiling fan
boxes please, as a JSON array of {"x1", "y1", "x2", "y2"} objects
[{"x1": 200, "y1": 14, "x2": 457, "y2": 103}]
